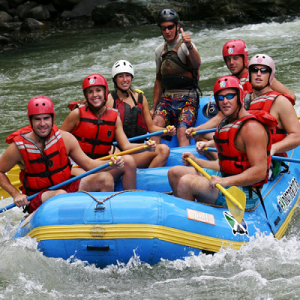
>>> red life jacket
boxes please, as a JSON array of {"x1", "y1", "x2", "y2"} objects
[
  {"x1": 239, "y1": 71, "x2": 253, "y2": 95},
  {"x1": 248, "y1": 90, "x2": 295, "y2": 157},
  {"x1": 213, "y1": 110, "x2": 278, "y2": 187},
  {"x1": 67, "y1": 100, "x2": 87, "y2": 111},
  {"x1": 71, "y1": 105, "x2": 118, "y2": 159},
  {"x1": 110, "y1": 91, "x2": 147, "y2": 139},
  {"x1": 8, "y1": 125, "x2": 71, "y2": 195}
]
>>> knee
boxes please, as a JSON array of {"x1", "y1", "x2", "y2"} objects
[
  {"x1": 157, "y1": 144, "x2": 170, "y2": 157},
  {"x1": 177, "y1": 127, "x2": 187, "y2": 136},
  {"x1": 177, "y1": 175, "x2": 191, "y2": 191},
  {"x1": 122, "y1": 155, "x2": 137, "y2": 170},
  {"x1": 153, "y1": 118, "x2": 159, "y2": 126},
  {"x1": 99, "y1": 171, "x2": 114, "y2": 183},
  {"x1": 98, "y1": 172, "x2": 114, "y2": 191},
  {"x1": 55, "y1": 190, "x2": 67, "y2": 195},
  {"x1": 168, "y1": 166, "x2": 181, "y2": 181},
  {"x1": 153, "y1": 116, "x2": 165, "y2": 127}
]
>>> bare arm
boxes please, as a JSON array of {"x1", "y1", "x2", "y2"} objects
[
  {"x1": 151, "y1": 76, "x2": 163, "y2": 115},
  {"x1": 270, "y1": 95, "x2": 300, "y2": 154},
  {"x1": 271, "y1": 78, "x2": 296, "y2": 101},
  {"x1": 191, "y1": 111, "x2": 223, "y2": 131},
  {"x1": 186, "y1": 111, "x2": 223, "y2": 138},
  {"x1": 60, "y1": 108, "x2": 80, "y2": 132},
  {"x1": 61, "y1": 130, "x2": 123, "y2": 171},
  {"x1": 210, "y1": 120, "x2": 269, "y2": 187},
  {"x1": 182, "y1": 152, "x2": 220, "y2": 171},
  {"x1": 180, "y1": 28, "x2": 201, "y2": 69}
]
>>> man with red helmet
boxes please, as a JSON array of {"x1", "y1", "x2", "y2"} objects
[
  {"x1": 61, "y1": 74, "x2": 156, "y2": 187},
  {"x1": 0, "y1": 96, "x2": 125, "y2": 213},
  {"x1": 168, "y1": 76, "x2": 277, "y2": 208},
  {"x1": 150, "y1": 8, "x2": 201, "y2": 147},
  {"x1": 186, "y1": 39, "x2": 295, "y2": 149}
]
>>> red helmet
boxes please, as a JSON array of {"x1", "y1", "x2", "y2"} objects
[
  {"x1": 27, "y1": 96, "x2": 55, "y2": 124},
  {"x1": 213, "y1": 76, "x2": 244, "y2": 109},
  {"x1": 222, "y1": 39, "x2": 249, "y2": 67},
  {"x1": 82, "y1": 74, "x2": 109, "y2": 100}
]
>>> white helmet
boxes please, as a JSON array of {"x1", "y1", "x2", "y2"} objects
[{"x1": 112, "y1": 60, "x2": 134, "y2": 78}]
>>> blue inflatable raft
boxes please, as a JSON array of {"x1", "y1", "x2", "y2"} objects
[
  {"x1": 13, "y1": 149, "x2": 300, "y2": 268},
  {"x1": 12, "y1": 96, "x2": 300, "y2": 267}
]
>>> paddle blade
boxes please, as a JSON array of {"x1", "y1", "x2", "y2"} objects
[{"x1": 225, "y1": 186, "x2": 246, "y2": 223}]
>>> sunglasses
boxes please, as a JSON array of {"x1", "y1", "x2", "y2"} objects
[
  {"x1": 250, "y1": 67, "x2": 271, "y2": 74},
  {"x1": 217, "y1": 93, "x2": 237, "y2": 101},
  {"x1": 160, "y1": 24, "x2": 176, "y2": 31}
]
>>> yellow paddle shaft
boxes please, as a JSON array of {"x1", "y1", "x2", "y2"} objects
[
  {"x1": 73, "y1": 144, "x2": 149, "y2": 168},
  {"x1": 186, "y1": 157, "x2": 243, "y2": 210},
  {"x1": 99, "y1": 144, "x2": 149, "y2": 160}
]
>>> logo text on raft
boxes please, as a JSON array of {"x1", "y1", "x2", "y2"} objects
[{"x1": 277, "y1": 177, "x2": 299, "y2": 213}]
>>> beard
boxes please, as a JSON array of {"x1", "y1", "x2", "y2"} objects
[{"x1": 252, "y1": 81, "x2": 269, "y2": 91}]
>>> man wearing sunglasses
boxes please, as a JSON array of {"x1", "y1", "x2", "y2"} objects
[
  {"x1": 168, "y1": 76, "x2": 277, "y2": 208},
  {"x1": 150, "y1": 8, "x2": 201, "y2": 147},
  {"x1": 246, "y1": 54, "x2": 300, "y2": 161},
  {"x1": 186, "y1": 39, "x2": 296, "y2": 151}
]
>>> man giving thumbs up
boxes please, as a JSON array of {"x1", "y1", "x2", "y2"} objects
[{"x1": 151, "y1": 8, "x2": 201, "y2": 147}]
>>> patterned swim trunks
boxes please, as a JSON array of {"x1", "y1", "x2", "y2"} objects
[{"x1": 154, "y1": 95, "x2": 198, "y2": 128}]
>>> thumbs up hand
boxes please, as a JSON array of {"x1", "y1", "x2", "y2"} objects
[{"x1": 180, "y1": 28, "x2": 192, "y2": 49}]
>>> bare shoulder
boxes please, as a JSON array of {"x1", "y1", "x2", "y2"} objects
[
  {"x1": 60, "y1": 108, "x2": 81, "y2": 131},
  {"x1": 272, "y1": 94, "x2": 296, "y2": 117},
  {"x1": 275, "y1": 94, "x2": 294, "y2": 107},
  {"x1": 63, "y1": 107, "x2": 81, "y2": 122},
  {"x1": 106, "y1": 94, "x2": 114, "y2": 107},
  {"x1": 240, "y1": 119, "x2": 267, "y2": 137},
  {"x1": 60, "y1": 130, "x2": 78, "y2": 153},
  {"x1": 142, "y1": 94, "x2": 148, "y2": 105},
  {"x1": 69, "y1": 107, "x2": 81, "y2": 118}
]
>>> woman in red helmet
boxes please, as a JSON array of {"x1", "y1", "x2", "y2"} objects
[
  {"x1": 168, "y1": 76, "x2": 277, "y2": 208},
  {"x1": 0, "y1": 96, "x2": 125, "y2": 213},
  {"x1": 61, "y1": 74, "x2": 157, "y2": 188}
]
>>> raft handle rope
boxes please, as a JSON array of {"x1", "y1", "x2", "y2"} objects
[{"x1": 77, "y1": 189, "x2": 144, "y2": 211}]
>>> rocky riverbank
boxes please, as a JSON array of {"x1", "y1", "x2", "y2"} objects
[{"x1": 1, "y1": 0, "x2": 300, "y2": 52}]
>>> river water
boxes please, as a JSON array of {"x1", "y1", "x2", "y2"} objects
[{"x1": 0, "y1": 18, "x2": 300, "y2": 299}]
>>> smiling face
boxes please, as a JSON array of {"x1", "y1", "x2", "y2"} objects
[
  {"x1": 250, "y1": 64, "x2": 271, "y2": 91},
  {"x1": 86, "y1": 85, "x2": 106, "y2": 108},
  {"x1": 224, "y1": 55, "x2": 245, "y2": 76},
  {"x1": 31, "y1": 113, "x2": 53, "y2": 139},
  {"x1": 160, "y1": 21, "x2": 179, "y2": 43},
  {"x1": 115, "y1": 72, "x2": 132, "y2": 91},
  {"x1": 217, "y1": 88, "x2": 240, "y2": 119}
]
